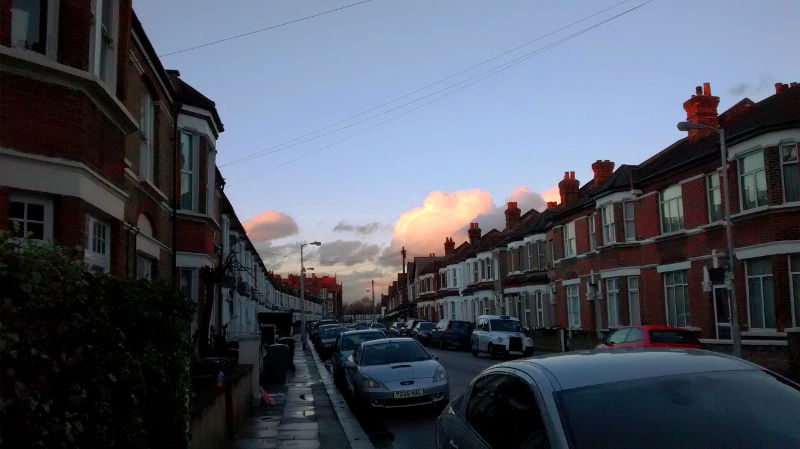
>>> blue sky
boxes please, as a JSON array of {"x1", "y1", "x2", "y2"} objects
[{"x1": 134, "y1": 0, "x2": 799, "y2": 301}]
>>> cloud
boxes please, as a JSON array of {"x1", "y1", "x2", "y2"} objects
[
  {"x1": 243, "y1": 210, "x2": 298, "y2": 242},
  {"x1": 463, "y1": 187, "x2": 547, "y2": 236},
  {"x1": 333, "y1": 221, "x2": 384, "y2": 235},
  {"x1": 728, "y1": 74, "x2": 774, "y2": 97},
  {"x1": 317, "y1": 240, "x2": 381, "y2": 266},
  {"x1": 540, "y1": 186, "x2": 560, "y2": 204}
]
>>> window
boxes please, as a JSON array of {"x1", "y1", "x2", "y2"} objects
[
  {"x1": 587, "y1": 215, "x2": 596, "y2": 251},
  {"x1": 664, "y1": 270, "x2": 690, "y2": 327},
  {"x1": 707, "y1": 173, "x2": 723, "y2": 222},
  {"x1": 480, "y1": 259, "x2": 486, "y2": 280},
  {"x1": 136, "y1": 253, "x2": 154, "y2": 280},
  {"x1": 781, "y1": 143, "x2": 799, "y2": 202},
  {"x1": 564, "y1": 221, "x2": 576, "y2": 257},
  {"x1": 623, "y1": 201, "x2": 635, "y2": 240},
  {"x1": 8, "y1": 194, "x2": 52, "y2": 241},
  {"x1": 139, "y1": 90, "x2": 155, "y2": 181},
  {"x1": 467, "y1": 374, "x2": 550, "y2": 449},
  {"x1": 606, "y1": 278, "x2": 619, "y2": 328},
  {"x1": 660, "y1": 184, "x2": 684, "y2": 233},
  {"x1": 486, "y1": 258, "x2": 493, "y2": 279},
  {"x1": 180, "y1": 132, "x2": 196, "y2": 211},
  {"x1": 537, "y1": 241, "x2": 546, "y2": 269},
  {"x1": 746, "y1": 258, "x2": 775, "y2": 329},
  {"x1": 739, "y1": 150, "x2": 767, "y2": 210},
  {"x1": 567, "y1": 285, "x2": 580, "y2": 329},
  {"x1": 790, "y1": 255, "x2": 800, "y2": 327},
  {"x1": 180, "y1": 268, "x2": 197, "y2": 302},
  {"x1": 85, "y1": 216, "x2": 110, "y2": 273},
  {"x1": 535, "y1": 291, "x2": 545, "y2": 328},
  {"x1": 601, "y1": 204, "x2": 615, "y2": 244},
  {"x1": 89, "y1": 0, "x2": 117, "y2": 85},
  {"x1": 11, "y1": 0, "x2": 58, "y2": 55},
  {"x1": 628, "y1": 276, "x2": 641, "y2": 326},
  {"x1": 526, "y1": 243, "x2": 535, "y2": 270}
]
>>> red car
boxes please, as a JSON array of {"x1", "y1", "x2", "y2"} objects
[{"x1": 596, "y1": 325, "x2": 702, "y2": 349}]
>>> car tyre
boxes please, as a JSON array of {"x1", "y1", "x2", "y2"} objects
[
  {"x1": 524, "y1": 348, "x2": 534, "y2": 357},
  {"x1": 487, "y1": 343, "x2": 496, "y2": 359}
]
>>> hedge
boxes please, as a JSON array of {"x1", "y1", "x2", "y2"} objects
[{"x1": 0, "y1": 236, "x2": 195, "y2": 449}]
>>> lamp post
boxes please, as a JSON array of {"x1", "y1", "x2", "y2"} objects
[
  {"x1": 677, "y1": 120, "x2": 742, "y2": 357},
  {"x1": 300, "y1": 241, "x2": 321, "y2": 350}
]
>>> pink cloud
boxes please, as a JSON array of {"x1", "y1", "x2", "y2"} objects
[{"x1": 243, "y1": 210, "x2": 299, "y2": 242}]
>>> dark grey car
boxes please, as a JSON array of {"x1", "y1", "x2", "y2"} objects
[{"x1": 436, "y1": 349, "x2": 800, "y2": 449}]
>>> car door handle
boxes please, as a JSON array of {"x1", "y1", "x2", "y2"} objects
[{"x1": 448, "y1": 439, "x2": 459, "y2": 449}]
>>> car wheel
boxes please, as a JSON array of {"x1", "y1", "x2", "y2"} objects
[
  {"x1": 524, "y1": 348, "x2": 534, "y2": 357},
  {"x1": 487, "y1": 343, "x2": 496, "y2": 359}
]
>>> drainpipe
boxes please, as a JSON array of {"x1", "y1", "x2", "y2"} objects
[{"x1": 172, "y1": 102, "x2": 182, "y2": 284}]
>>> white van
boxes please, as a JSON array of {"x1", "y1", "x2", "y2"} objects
[{"x1": 470, "y1": 315, "x2": 533, "y2": 358}]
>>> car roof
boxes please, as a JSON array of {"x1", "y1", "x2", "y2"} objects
[
  {"x1": 478, "y1": 314, "x2": 520, "y2": 321},
  {"x1": 342, "y1": 329, "x2": 385, "y2": 336},
  {"x1": 362, "y1": 337, "x2": 416, "y2": 346},
  {"x1": 505, "y1": 349, "x2": 760, "y2": 390}
]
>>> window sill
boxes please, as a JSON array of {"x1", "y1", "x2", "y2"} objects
[{"x1": 740, "y1": 329, "x2": 786, "y2": 337}]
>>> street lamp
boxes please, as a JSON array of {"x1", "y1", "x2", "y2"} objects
[
  {"x1": 300, "y1": 241, "x2": 321, "y2": 350},
  {"x1": 677, "y1": 120, "x2": 742, "y2": 357}
]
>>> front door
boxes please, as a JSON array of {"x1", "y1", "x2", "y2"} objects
[{"x1": 713, "y1": 286, "x2": 731, "y2": 339}]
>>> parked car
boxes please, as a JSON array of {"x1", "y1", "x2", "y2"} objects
[
  {"x1": 431, "y1": 319, "x2": 474, "y2": 349},
  {"x1": 411, "y1": 321, "x2": 436, "y2": 346},
  {"x1": 318, "y1": 326, "x2": 345, "y2": 359},
  {"x1": 470, "y1": 315, "x2": 533, "y2": 358},
  {"x1": 436, "y1": 348, "x2": 800, "y2": 449},
  {"x1": 401, "y1": 319, "x2": 418, "y2": 336},
  {"x1": 314, "y1": 323, "x2": 342, "y2": 348},
  {"x1": 370, "y1": 323, "x2": 387, "y2": 331},
  {"x1": 355, "y1": 322, "x2": 370, "y2": 330},
  {"x1": 342, "y1": 338, "x2": 449, "y2": 410},
  {"x1": 388, "y1": 321, "x2": 406, "y2": 337},
  {"x1": 310, "y1": 319, "x2": 338, "y2": 340},
  {"x1": 331, "y1": 329, "x2": 388, "y2": 385},
  {"x1": 596, "y1": 325, "x2": 703, "y2": 349}
]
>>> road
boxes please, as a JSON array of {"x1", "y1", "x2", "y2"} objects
[{"x1": 329, "y1": 344, "x2": 502, "y2": 449}]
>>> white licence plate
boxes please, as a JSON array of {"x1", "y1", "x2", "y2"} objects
[{"x1": 393, "y1": 389, "x2": 424, "y2": 399}]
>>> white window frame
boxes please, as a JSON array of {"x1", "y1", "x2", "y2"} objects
[
  {"x1": 10, "y1": 0, "x2": 60, "y2": 57},
  {"x1": 790, "y1": 254, "x2": 800, "y2": 328},
  {"x1": 139, "y1": 89, "x2": 155, "y2": 182},
  {"x1": 659, "y1": 184, "x2": 684, "y2": 234},
  {"x1": 587, "y1": 214, "x2": 596, "y2": 251},
  {"x1": 601, "y1": 204, "x2": 615, "y2": 244},
  {"x1": 564, "y1": 221, "x2": 576, "y2": 257},
  {"x1": 535, "y1": 291, "x2": 545, "y2": 328},
  {"x1": 628, "y1": 276, "x2": 641, "y2": 326},
  {"x1": 136, "y1": 253, "x2": 154, "y2": 280},
  {"x1": 89, "y1": 0, "x2": 118, "y2": 89},
  {"x1": 706, "y1": 172, "x2": 723, "y2": 223},
  {"x1": 780, "y1": 142, "x2": 799, "y2": 203},
  {"x1": 8, "y1": 192, "x2": 54, "y2": 242},
  {"x1": 472, "y1": 262, "x2": 478, "y2": 283},
  {"x1": 179, "y1": 130, "x2": 200, "y2": 212},
  {"x1": 606, "y1": 278, "x2": 620, "y2": 327},
  {"x1": 745, "y1": 257, "x2": 775, "y2": 330},
  {"x1": 85, "y1": 215, "x2": 111, "y2": 273},
  {"x1": 623, "y1": 201, "x2": 635, "y2": 241},
  {"x1": 663, "y1": 269, "x2": 690, "y2": 327},
  {"x1": 451, "y1": 268, "x2": 457, "y2": 288},
  {"x1": 738, "y1": 149, "x2": 767, "y2": 210},
  {"x1": 487, "y1": 257, "x2": 494, "y2": 279},
  {"x1": 567, "y1": 285, "x2": 580, "y2": 329},
  {"x1": 537, "y1": 241, "x2": 546, "y2": 269}
]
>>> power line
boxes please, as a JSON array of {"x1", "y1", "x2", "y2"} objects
[
  {"x1": 159, "y1": 0, "x2": 377, "y2": 57},
  {"x1": 227, "y1": 0, "x2": 655, "y2": 184},
  {"x1": 219, "y1": 0, "x2": 635, "y2": 168}
]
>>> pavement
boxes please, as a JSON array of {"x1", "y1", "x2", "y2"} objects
[{"x1": 229, "y1": 335, "x2": 373, "y2": 449}]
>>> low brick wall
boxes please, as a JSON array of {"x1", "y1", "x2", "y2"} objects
[
  {"x1": 530, "y1": 328, "x2": 603, "y2": 352},
  {"x1": 190, "y1": 365, "x2": 253, "y2": 449}
]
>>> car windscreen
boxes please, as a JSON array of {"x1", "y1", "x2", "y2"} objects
[
  {"x1": 341, "y1": 332, "x2": 385, "y2": 351},
  {"x1": 557, "y1": 371, "x2": 800, "y2": 449},
  {"x1": 490, "y1": 319, "x2": 521, "y2": 333},
  {"x1": 322, "y1": 327, "x2": 343, "y2": 339},
  {"x1": 418, "y1": 322, "x2": 435, "y2": 331},
  {"x1": 650, "y1": 329, "x2": 699, "y2": 344},
  {"x1": 360, "y1": 341, "x2": 431, "y2": 366},
  {"x1": 450, "y1": 321, "x2": 469, "y2": 329}
]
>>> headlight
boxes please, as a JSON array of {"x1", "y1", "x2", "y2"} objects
[
  {"x1": 361, "y1": 374, "x2": 384, "y2": 389},
  {"x1": 525, "y1": 337, "x2": 534, "y2": 346},
  {"x1": 493, "y1": 336, "x2": 504, "y2": 343},
  {"x1": 433, "y1": 366, "x2": 447, "y2": 383}
]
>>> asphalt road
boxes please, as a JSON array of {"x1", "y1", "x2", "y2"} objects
[{"x1": 329, "y1": 344, "x2": 502, "y2": 449}]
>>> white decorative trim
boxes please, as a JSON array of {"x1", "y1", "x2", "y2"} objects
[
  {"x1": 594, "y1": 190, "x2": 641, "y2": 208},
  {"x1": 678, "y1": 173, "x2": 705, "y2": 185},
  {"x1": 727, "y1": 129, "x2": 800, "y2": 160},
  {"x1": 136, "y1": 233, "x2": 162, "y2": 258},
  {"x1": 523, "y1": 234, "x2": 546, "y2": 243},
  {"x1": 561, "y1": 278, "x2": 580, "y2": 286},
  {"x1": 600, "y1": 267, "x2": 641, "y2": 279},
  {"x1": 740, "y1": 330, "x2": 787, "y2": 337},
  {"x1": 699, "y1": 338, "x2": 788, "y2": 346},
  {"x1": 735, "y1": 240, "x2": 800, "y2": 260},
  {"x1": 1, "y1": 147, "x2": 127, "y2": 220},
  {"x1": 153, "y1": 101, "x2": 175, "y2": 125},
  {"x1": 130, "y1": 31, "x2": 174, "y2": 104},
  {"x1": 731, "y1": 202, "x2": 800, "y2": 220},
  {"x1": 176, "y1": 252, "x2": 215, "y2": 268},
  {"x1": 477, "y1": 251, "x2": 492, "y2": 259},
  {"x1": 507, "y1": 240, "x2": 525, "y2": 250},
  {"x1": 656, "y1": 261, "x2": 691, "y2": 273},
  {"x1": 176, "y1": 209, "x2": 221, "y2": 228},
  {"x1": 503, "y1": 285, "x2": 550, "y2": 294},
  {"x1": 128, "y1": 49, "x2": 145, "y2": 75}
]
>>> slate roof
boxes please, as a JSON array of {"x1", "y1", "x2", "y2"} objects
[{"x1": 166, "y1": 70, "x2": 225, "y2": 133}]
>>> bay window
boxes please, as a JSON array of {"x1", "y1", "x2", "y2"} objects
[
  {"x1": 746, "y1": 258, "x2": 775, "y2": 329},
  {"x1": 790, "y1": 254, "x2": 800, "y2": 327},
  {"x1": 660, "y1": 184, "x2": 684, "y2": 233},
  {"x1": 11, "y1": 0, "x2": 58, "y2": 55},
  {"x1": 601, "y1": 204, "x2": 615, "y2": 244},
  {"x1": 739, "y1": 150, "x2": 767, "y2": 210},
  {"x1": 180, "y1": 131, "x2": 197, "y2": 211},
  {"x1": 486, "y1": 258, "x2": 493, "y2": 279},
  {"x1": 537, "y1": 241, "x2": 546, "y2": 268},
  {"x1": 9, "y1": 193, "x2": 53, "y2": 241},
  {"x1": 90, "y1": 0, "x2": 118, "y2": 87},
  {"x1": 139, "y1": 90, "x2": 155, "y2": 181},
  {"x1": 588, "y1": 215, "x2": 596, "y2": 251},
  {"x1": 781, "y1": 142, "x2": 799, "y2": 202},
  {"x1": 628, "y1": 276, "x2": 641, "y2": 326},
  {"x1": 606, "y1": 278, "x2": 619, "y2": 327}
]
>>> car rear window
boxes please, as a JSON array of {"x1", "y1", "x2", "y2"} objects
[
  {"x1": 341, "y1": 331, "x2": 385, "y2": 351},
  {"x1": 419, "y1": 323, "x2": 435, "y2": 331},
  {"x1": 557, "y1": 371, "x2": 800, "y2": 449},
  {"x1": 361, "y1": 341, "x2": 430, "y2": 366},
  {"x1": 322, "y1": 327, "x2": 343, "y2": 339},
  {"x1": 450, "y1": 321, "x2": 469, "y2": 329},
  {"x1": 650, "y1": 329, "x2": 699, "y2": 344}
]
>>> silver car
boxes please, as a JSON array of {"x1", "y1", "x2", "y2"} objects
[
  {"x1": 343, "y1": 338, "x2": 449, "y2": 409},
  {"x1": 331, "y1": 329, "x2": 388, "y2": 385},
  {"x1": 436, "y1": 348, "x2": 800, "y2": 449}
]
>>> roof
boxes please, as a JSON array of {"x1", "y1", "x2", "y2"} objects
[
  {"x1": 509, "y1": 348, "x2": 758, "y2": 390},
  {"x1": 131, "y1": 12, "x2": 176, "y2": 100},
  {"x1": 166, "y1": 71, "x2": 225, "y2": 134}
]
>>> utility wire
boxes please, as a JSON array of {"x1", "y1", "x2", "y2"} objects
[
  {"x1": 159, "y1": 0, "x2": 376, "y2": 57},
  {"x1": 228, "y1": 0, "x2": 655, "y2": 185},
  {"x1": 219, "y1": 0, "x2": 635, "y2": 168}
]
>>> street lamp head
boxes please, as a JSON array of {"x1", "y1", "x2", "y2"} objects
[
  {"x1": 677, "y1": 121, "x2": 702, "y2": 131},
  {"x1": 310, "y1": 241, "x2": 321, "y2": 246}
]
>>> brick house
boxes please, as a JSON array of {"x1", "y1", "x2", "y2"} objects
[{"x1": 281, "y1": 273, "x2": 343, "y2": 319}]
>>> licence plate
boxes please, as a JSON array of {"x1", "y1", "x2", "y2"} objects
[{"x1": 393, "y1": 389, "x2": 424, "y2": 399}]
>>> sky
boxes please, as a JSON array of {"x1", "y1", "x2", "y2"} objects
[{"x1": 133, "y1": 0, "x2": 800, "y2": 303}]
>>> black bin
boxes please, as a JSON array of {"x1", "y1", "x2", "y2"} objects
[
  {"x1": 276, "y1": 337, "x2": 296, "y2": 369},
  {"x1": 263, "y1": 344, "x2": 289, "y2": 384}
]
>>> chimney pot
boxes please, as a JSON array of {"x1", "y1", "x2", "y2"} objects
[
  {"x1": 558, "y1": 171, "x2": 581, "y2": 205},
  {"x1": 791, "y1": 82, "x2": 798, "y2": 88},
  {"x1": 695, "y1": 86, "x2": 702, "y2": 96},
  {"x1": 703, "y1": 82, "x2": 711, "y2": 95},
  {"x1": 468, "y1": 223, "x2": 482, "y2": 245},
  {"x1": 505, "y1": 201, "x2": 521, "y2": 230},
  {"x1": 546, "y1": 201, "x2": 558, "y2": 209},
  {"x1": 683, "y1": 82, "x2": 720, "y2": 140}
]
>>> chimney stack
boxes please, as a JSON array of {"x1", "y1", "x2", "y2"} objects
[
  {"x1": 591, "y1": 160, "x2": 615, "y2": 186},
  {"x1": 558, "y1": 171, "x2": 580, "y2": 205},
  {"x1": 683, "y1": 82, "x2": 720, "y2": 140},
  {"x1": 546, "y1": 201, "x2": 558, "y2": 209},
  {"x1": 775, "y1": 82, "x2": 788, "y2": 94},
  {"x1": 444, "y1": 237, "x2": 455, "y2": 255},
  {"x1": 429, "y1": 253, "x2": 436, "y2": 257},
  {"x1": 505, "y1": 202, "x2": 521, "y2": 230},
  {"x1": 467, "y1": 223, "x2": 482, "y2": 245}
]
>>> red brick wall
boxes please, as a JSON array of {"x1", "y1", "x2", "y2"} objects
[
  {"x1": 175, "y1": 217, "x2": 216, "y2": 256},
  {"x1": 636, "y1": 194, "x2": 660, "y2": 238},
  {"x1": 682, "y1": 177, "x2": 708, "y2": 228},
  {"x1": 575, "y1": 216, "x2": 589, "y2": 254},
  {"x1": 0, "y1": 1, "x2": 11, "y2": 46}
]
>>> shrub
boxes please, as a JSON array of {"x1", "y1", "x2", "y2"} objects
[{"x1": 0, "y1": 236, "x2": 195, "y2": 449}]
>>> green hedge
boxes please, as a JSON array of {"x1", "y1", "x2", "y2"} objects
[{"x1": 0, "y1": 237, "x2": 195, "y2": 449}]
